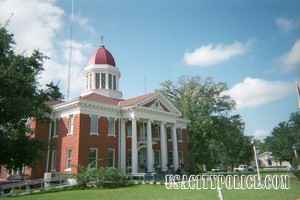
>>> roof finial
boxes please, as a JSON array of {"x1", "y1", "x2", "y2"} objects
[{"x1": 100, "y1": 35, "x2": 105, "y2": 48}]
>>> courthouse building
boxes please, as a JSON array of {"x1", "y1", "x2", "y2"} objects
[{"x1": 0, "y1": 43, "x2": 189, "y2": 178}]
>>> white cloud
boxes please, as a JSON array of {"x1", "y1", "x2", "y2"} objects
[
  {"x1": 0, "y1": 0, "x2": 64, "y2": 55},
  {"x1": 223, "y1": 77, "x2": 293, "y2": 109},
  {"x1": 0, "y1": 0, "x2": 94, "y2": 99},
  {"x1": 251, "y1": 129, "x2": 271, "y2": 140},
  {"x1": 74, "y1": 15, "x2": 96, "y2": 35},
  {"x1": 275, "y1": 16, "x2": 299, "y2": 34},
  {"x1": 183, "y1": 39, "x2": 253, "y2": 67},
  {"x1": 278, "y1": 39, "x2": 300, "y2": 72}
]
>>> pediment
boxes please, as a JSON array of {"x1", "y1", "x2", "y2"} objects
[{"x1": 135, "y1": 92, "x2": 182, "y2": 115}]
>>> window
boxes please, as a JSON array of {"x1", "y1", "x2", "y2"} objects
[
  {"x1": 179, "y1": 151, "x2": 184, "y2": 166},
  {"x1": 68, "y1": 115, "x2": 74, "y2": 134},
  {"x1": 108, "y1": 149, "x2": 115, "y2": 167},
  {"x1": 108, "y1": 117, "x2": 115, "y2": 135},
  {"x1": 89, "y1": 148, "x2": 98, "y2": 168},
  {"x1": 267, "y1": 159, "x2": 272, "y2": 166},
  {"x1": 53, "y1": 119, "x2": 59, "y2": 137},
  {"x1": 127, "y1": 149, "x2": 132, "y2": 167},
  {"x1": 66, "y1": 148, "x2": 72, "y2": 169},
  {"x1": 90, "y1": 115, "x2": 98, "y2": 134},
  {"x1": 168, "y1": 151, "x2": 173, "y2": 166},
  {"x1": 108, "y1": 74, "x2": 112, "y2": 89},
  {"x1": 154, "y1": 125, "x2": 160, "y2": 140},
  {"x1": 177, "y1": 128, "x2": 183, "y2": 141},
  {"x1": 167, "y1": 126, "x2": 172, "y2": 140},
  {"x1": 155, "y1": 150, "x2": 160, "y2": 166},
  {"x1": 101, "y1": 73, "x2": 106, "y2": 89},
  {"x1": 95, "y1": 73, "x2": 100, "y2": 89},
  {"x1": 51, "y1": 150, "x2": 57, "y2": 171},
  {"x1": 127, "y1": 121, "x2": 132, "y2": 137},
  {"x1": 139, "y1": 122, "x2": 147, "y2": 141},
  {"x1": 113, "y1": 75, "x2": 116, "y2": 90}
]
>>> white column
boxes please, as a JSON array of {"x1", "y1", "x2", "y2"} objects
[
  {"x1": 120, "y1": 119, "x2": 126, "y2": 173},
  {"x1": 106, "y1": 73, "x2": 109, "y2": 89},
  {"x1": 147, "y1": 120, "x2": 154, "y2": 172},
  {"x1": 131, "y1": 118, "x2": 138, "y2": 173},
  {"x1": 116, "y1": 77, "x2": 119, "y2": 91},
  {"x1": 92, "y1": 73, "x2": 95, "y2": 89},
  {"x1": 172, "y1": 124, "x2": 179, "y2": 171},
  {"x1": 160, "y1": 121, "x2": 168, "y2": 172}
]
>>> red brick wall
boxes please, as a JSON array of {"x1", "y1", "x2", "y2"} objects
[
  {"x1": 3, "y1": 114, "x2": 188, "y2": 177},
  {"x1": 78, "y1": 114, "x2": 119, "y2": 168}
]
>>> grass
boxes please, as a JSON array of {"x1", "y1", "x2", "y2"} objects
[{"x1": 5, "y1": 172, "x2": 300, "y2": 200}]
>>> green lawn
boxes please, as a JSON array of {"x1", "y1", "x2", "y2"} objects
[{"x1": 6, "y1": 173, "x2": 300, "y2": 200}]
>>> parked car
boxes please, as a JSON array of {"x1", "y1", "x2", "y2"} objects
[
  {"x1": 211, "y1": 168, "x2": 227, "y2": 172},
  {"x1": 234, "y1": 165, "x2": 254, "y2": 172},
  {"x1": 0, "y1": 174, "x2": 40, "y2": 193},
  {"x1": 248, "y1": 166, "x2": 255, "y2": 171}
]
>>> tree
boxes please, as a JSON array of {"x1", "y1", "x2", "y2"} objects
[
  {"x1": 159, "y1": 76, "x2": 236, "y2": 171},
  {"x1": 264, "y1": 112, "x2": 300, "y2": 165},
  {"x1": 0, "y1": 24, "x2": 63, "y2": 172},
  {"x1": 210, "y1": 115, "x2": 253, "y2": 170}
]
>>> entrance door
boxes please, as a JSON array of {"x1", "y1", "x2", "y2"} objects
[{"x1": 138, "y1": 148, "x2": 147, "y2": 172}]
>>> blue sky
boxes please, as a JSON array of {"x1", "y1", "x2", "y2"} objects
[{"x1": 0, "y1": 0, "x2": 299, "y2": 140}]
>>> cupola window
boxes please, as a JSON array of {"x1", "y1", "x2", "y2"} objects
[
  {"x1": 101, "y1": 73, "x2": 106, "y2": 89},
  {"x1": 95, "y1": 73, "x2": 100, "y2": 89},
  {"x1": 109, "y1": 74, "x2": 112, "y2": 89},
  {"x1": 113, "y1": 75, "x2": 116, "y2": 90}
]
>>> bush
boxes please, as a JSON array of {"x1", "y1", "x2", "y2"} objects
[{"x1": 68, "y1": 160, "x2": 132, "y2": 188}]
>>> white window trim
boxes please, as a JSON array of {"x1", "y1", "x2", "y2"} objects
[
  {"x1": 167, "y1": 126, "x2": 172, "y2": 142},
  {"x1": 168, "y1": 151, "x2": 173, "y2": 167},
  {"x1": 65, "y1": 148, "x2": 72, "y2": 171},
  {"x1": 108, "y1": 117, "x2": 116, "y2": 137},
  {"x1": 155, "y1": 150, "x2": 161, "y2": 167},
  {"x1": 67, "y1": 114, "x2": 74, "y2": 136},
  {"x1": 89, "y1": 148, "x2": 98, "y2": 168},
  {"x1": 179, "y1": 151, "x2": 184, "y2": 165},
  {"x1": 108, "y1": 148, "x2": 115, "y2": 167},
  {"x1": 51, "y1": 150, "x2": 57, "y2": 171},
  {"x1": 178, "y1": 128, "x2": 183, "y2": 143},
  {"x1": 52, "y1": 119, "x2": 59, "y2": 138},
  {"x1": 154, "y1": 126, "x2": 160, "y2": 140},
  {"x1": 127, "y1": 149, "x2": 132, "y2": 167},
  {"x1": 127, "y1": 122, "x2": 132, "y2": 138},
  {"x1": 90, "y1": 114, "x2": 99, "y2": 136}
]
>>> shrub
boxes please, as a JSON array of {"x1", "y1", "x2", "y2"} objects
[{"x1": 68, "y1": 160, "x2": 132, "y2": 188}]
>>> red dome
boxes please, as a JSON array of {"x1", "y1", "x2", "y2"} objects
[{"x1": 88, "y1": 46, "x2": 116, "y2": 66}]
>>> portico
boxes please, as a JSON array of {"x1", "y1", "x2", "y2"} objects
[{"x1": 119, "y1": 99, "x2": 188, "y2": 174}]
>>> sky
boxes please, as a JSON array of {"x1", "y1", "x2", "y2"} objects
[{"x1": 0, "y1": 0, "x2": 299, "y2": 141}]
